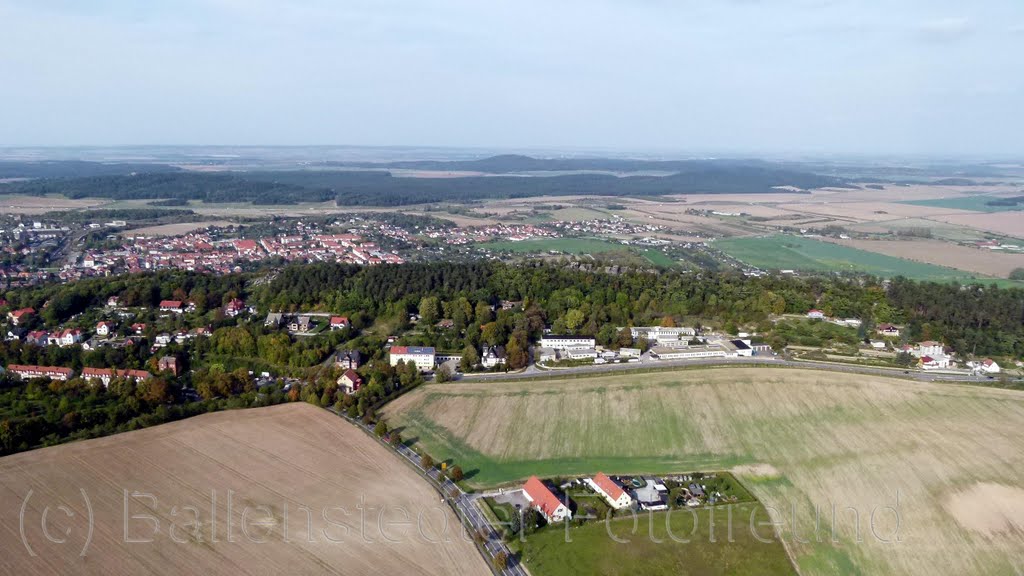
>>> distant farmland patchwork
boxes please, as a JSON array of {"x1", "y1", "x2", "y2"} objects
[
  {"x1": 384, "y1": 368, "x2": 1024, "y2": 576},
  {"x1": 714, "y1": 235, "x2": 996, "y2": 281},
  {"x1": 477, "y1": 237, "x2": 677, "y2": 267}
]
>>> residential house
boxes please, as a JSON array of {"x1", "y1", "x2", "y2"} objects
[
  {"x1": 159, "y1": 300, "x2": 184, "y2": 313},
  {"x1": 586, "y1": 472, "x2": 633, "y2": 510},
  {"x1": 523, "y1": 476, "x2": 572, "y2": 523},
  {"x1": 5, "y1": 327, "x2": 25, "y2": 342},
  {"x1": 154, "y1": 333, "x2": 172, "y2": 348},
  {"x1": 337, "y1": 369, "x2": 363, "y2": 395},
  {"x1": 81, "y1": 367, "x2": 152, "y2": 387},
  {"x1": 919, "y1": 355, "x2": 951, "y2": 370},
  {"x1": 389, "y1": 346, "x2": 436, "y2": 371},
  {"x1": 335, "y1": 350, "x2": 362, "y2": 370},
  {"x1": 968, "y1": 359, "x2": 1001, "y2": 374},
  {"x1": 329, "y1": 316, "x2": 350, "y2": 330},
  {"x1": 25, "y1": 330, "x2": 48, "y2": 347},
  {"x1": 7, "y1": 307, "x2": 35, "y2": 325},
  {"x1": 224, "y1": 298, "x2": 246, "y2": 317},
  {"x1": 877, "y1": 323, "x2": 900, "y2": 337},
  {"x1": 807, "y1": 309, "x2": 826, "y2": 320},
  {"x1": 6, "y1": 364, "x2": 73, "y2": 381},
  {"x1": 131, "y1": 323, "x2": 147, "y2": 335},
  {"x1": 96, "y1": 321, "x2": 114, "y2": 337},
  {"x1": 158, "y1": 356, "x2": 181, "y2": 376},
  {"x1": 264, "y1": 313, "x2": 284, "y2": 327},
  {"x1": 106, "y1": 296, "x2": 121, "y2": 308},
  {"x1": 481, "y1": 345, "x2": 506, "y2": 368}
]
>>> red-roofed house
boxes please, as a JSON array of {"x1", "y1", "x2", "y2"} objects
[
  {"x1": 224, "y1": 298, "x2": 246, "y2": 317},
  {"x1": 523, "y1": 476, "x2": 572, "y2": 523},
  {"x1": 159, "y1": 300, "x2": 184, "y2": 313},
  {"x1": 96, "y1": 321, "x2": 114, "y2": 336},
  {"x1": 330, "y1": 316, "x2": 349, "y2": 330},
  {"x1": 6, "y1": 364, "x2": 73, "y2": 381},
  {"x1": 233, "y1": 239, "x2": 260, "y2": 253},
  {"x1": 337, "y1": 369, "x2": 363, "y2": 395},
  {"x1": 585, "y1": 472, "x2": 633, "y2": 510},
  {"x1": 806, "y1": 309, "x2": 825, "y2": 320},
  {"x1": 8, "y1": 307, "x2": 35, "y2": 325},
  {"x1": 81, "y1": 367, "x2": 152, "y2": 387}
]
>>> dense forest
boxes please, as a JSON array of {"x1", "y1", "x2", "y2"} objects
[
  {"x1": 0, "y1": 172, "x2": 333, "y2": 205},
  {"x1": 0, "y1": 161, "x2": 849, "y2": 206},
  {"x1": 0, "y1": 160, "x2": 181, "y2": 179}
]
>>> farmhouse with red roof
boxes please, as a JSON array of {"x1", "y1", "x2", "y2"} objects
[
  {"x1": 523, "y1": 476, "x2": 572, "y2": 523},
  {"x1": 585, "y1": 472, "x2": 633, "y2": 510}
]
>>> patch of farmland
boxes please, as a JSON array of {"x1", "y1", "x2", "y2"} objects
[
  {"x1": 0, "y1": 403, "x2": 486, "y2": 576},
  {"x1": 822, "y1": 237, "x2": 1024, "y2": 278},
  {"x1": 383, "y1": 368, "x2": 1024, "y2": 576},
  {"x1": 900, "y1": 194, "x2": 1024, "y2": 213},
  {"x1": 713, "y1": 234, "x2": 991, "y2": 281},
  {"x1": 930, "y1": 212, "x2": 1024, "y2": 240}
]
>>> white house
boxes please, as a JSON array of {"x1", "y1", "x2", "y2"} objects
[
  {"x1": 969, "y1": 359, "x2": 1001, "y2": 374},
  {"x1": 539, "y1": 335, "x2": 596, "y2": 350},
  {"x1": 586, "y1": 472, "x2": 633, "y2": 510},
  {"x1": 523, "y1": 476, "x2": 572, "y2": 523},
  {"x1": 336, "y1": 369, "x2": 363, "y2": 395},
  {"x1": 96, "y1": 321, "x2": 113, "y2": 337},
  {"x1": 481, "y1": 345, "x2": 506, "y2": 368},
  {"x1": 807, "y1": 309, "x2": 826, "y2": 320},
  {"x1": 389, "y1": 346, "x2": 436, "y2": 372},
  {"x1": 877, "y1": 323, "x2": 900, "y2": 337}
]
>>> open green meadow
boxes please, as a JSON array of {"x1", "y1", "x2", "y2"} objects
[
  {"x1": 899, "y1": 195, "x2": 1024, "y2": 213},
  {"x1": 384, "y1": 368, "x2": 1024, "y2": 576},
  {"x1": 517, "y1": 503, "x2": 792, "y2": 576},
  {"x1": 714, "y1": 234, "x2": 993, "y2": 281}
]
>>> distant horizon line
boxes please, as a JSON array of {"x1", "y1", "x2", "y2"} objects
[{"x1": 0, "y1": 144, "x2": 1021, "y2": 164}]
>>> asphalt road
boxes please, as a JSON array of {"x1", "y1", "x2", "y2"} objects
[
  {"x1": 331, "y1": 408, "x2": 526, "y2": 576},
  {"x1": 459, "y1": 354, "x2": 1019, "y2": 385}
]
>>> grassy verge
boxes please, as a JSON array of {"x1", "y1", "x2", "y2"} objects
[{"x1": 517, "y1": 503, "x2": 794, "y2": 576}]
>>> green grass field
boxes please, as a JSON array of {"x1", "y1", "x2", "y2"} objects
[
  {"x1": 899, "y1": 195, "x2": 1024, "y2": 213},
  {"x1": 714, "y1": 234, "x2": 994, "y2": 282},
  {"x1": 518, "y1": 504, "x2": 793, "y2": 576},
  {"x1": 384, "y1": 368, "x2": 1024, "y2": 576},
  {"x1": 478, "y1": 237, "x2": 628, "y2": 254}
]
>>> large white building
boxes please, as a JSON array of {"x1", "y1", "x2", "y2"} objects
[
  {"x1": 650, "y1": 345, "x2": 728, "y2": 360},
  {"x1": 628, "y1": 326, "x2": 696, "y2": 344},
  {"x1": 389, "y1": 346, "x2": 436, "y2": 371},
  {"x1": 538, "y1": 335, "x2": 596, "y2": 350}
]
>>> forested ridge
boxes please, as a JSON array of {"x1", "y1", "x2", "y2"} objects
[{"x1": 0, "y1": 161, "x2": 848, "y2": 206}]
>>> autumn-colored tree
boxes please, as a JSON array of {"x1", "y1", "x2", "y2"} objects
[
  {"x1": 449, "y1": 465, "x2": 464, "y2": 482},
  {"x1": 660, "y1": 315, "x2": 675, "y2": 327},
  {"x1": 420, "y1": 454, "x2": 434, "y2": 469}
]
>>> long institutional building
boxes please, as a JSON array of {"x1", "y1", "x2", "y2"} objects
[{"x1": 388, "y1": 346, "x2": 436, "y2": 371}]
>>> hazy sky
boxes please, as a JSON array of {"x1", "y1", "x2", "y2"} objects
[{"x1": 1, "y1": 0, "x2": 1022, "y2": 155}]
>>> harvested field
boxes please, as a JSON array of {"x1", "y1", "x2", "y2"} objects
[
  {"x1": 931, "y1": 212, "x2": 1024, "y2": 239},
  {"x1": 824, "y1": 238, "x2": 1024, "y2": 278},
  {"x1": 0, "y1": 403, "x2": 486, "y2": 576},
  {"x1": 384, "y1": 368, "x2": 1024, "y2": 576}
]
